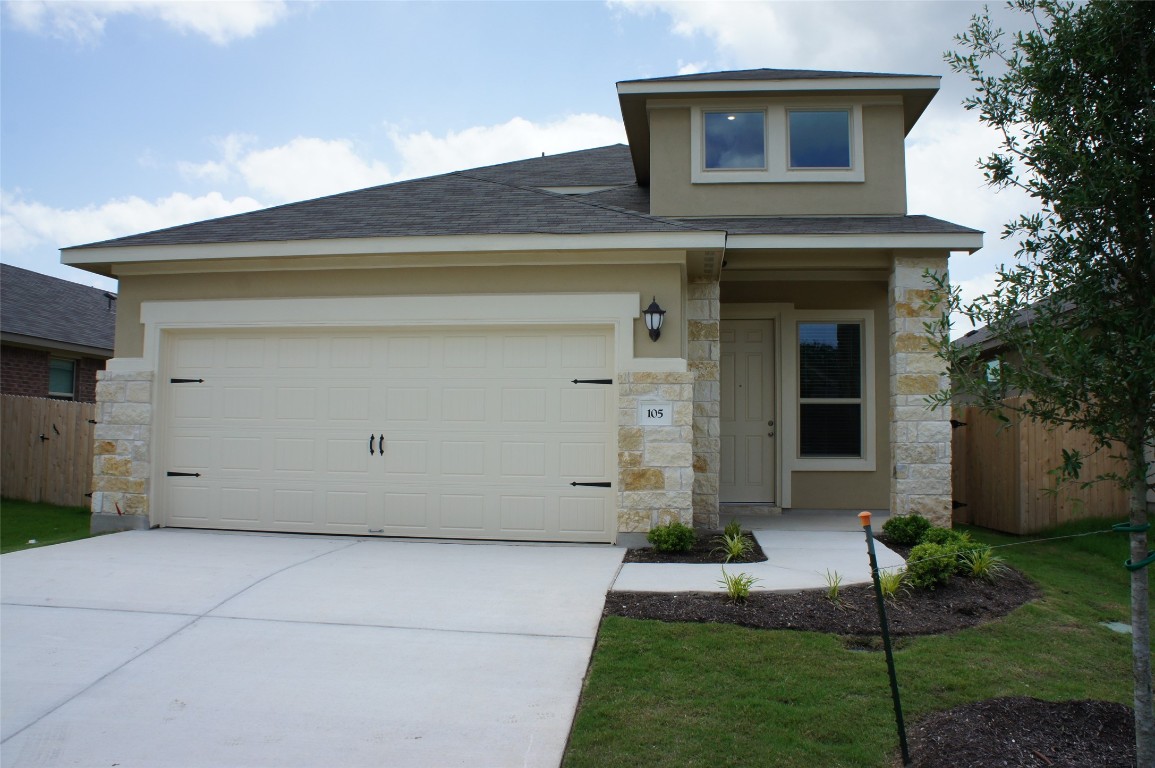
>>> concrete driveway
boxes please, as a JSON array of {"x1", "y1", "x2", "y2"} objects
[{"x1": 1, "y1": 530, "x2": 624, "y2": 768}]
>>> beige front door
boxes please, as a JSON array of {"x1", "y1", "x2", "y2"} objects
[{"x1": 720, "y1": 319, "x2": 776, "y2": 503}]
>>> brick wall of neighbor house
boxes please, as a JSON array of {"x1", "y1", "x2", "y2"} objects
[
  {"x1": 889, "y1": 253, "x2": 952, "y2": 526},
  {"x1": 0, "y1": 346, "x2": 106, "y2": 403},
  {"x1": 89, "y1": 367, "x2": 154, "y2": 532},
  {"x1": 687, "y1": 278, "x2": 721, "y2": 528},
  {"x1": 1, "y1": 346, "x2": 50, "y2": 398},
  {"x1": 617, "y1": 370, "x2": 695, "y2": 532}
]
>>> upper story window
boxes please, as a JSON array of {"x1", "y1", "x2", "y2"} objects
[
  {"x1": 704, "y1": 111, "x2": 766, "y2": 170},
  {"x1": 690, "y1": 103, "x2": 864, "y2": 184},
  {"x1": 788, "y1": 110, "x2": 851, "y2": 169},
  {"x1": 48, "y1": 357, "x2": 76, "y2": 400}
]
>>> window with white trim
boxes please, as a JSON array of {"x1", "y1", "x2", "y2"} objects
[
  {"x1": 798, "y1": 321, "x2": 864, "y2": 458},
  {"x1": 703, "y1": 110, "x2": 766, "y2": 170},
  {"x1": 788, "y1": 110, "x2": 851, "y2": 169}
]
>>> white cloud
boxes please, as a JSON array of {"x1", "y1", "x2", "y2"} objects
[
  {"x1": 0, "y1": 189, "x2": 263, "y2": 253},
  {"x1": 236, "y1": 137, "x2": 394, "y2": 203},
  {"x1": 5, "y1": 0, "x2": 291, "y2": 45}
]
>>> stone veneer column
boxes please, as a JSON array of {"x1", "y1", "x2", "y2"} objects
[
  {"x1": 687, "y1": 279, "x2": 721, "y2": 529},
  {"x1": 617, "y1": 371, "x2": 695, "y2": 532},
  {"x1": 889, "y1": 254, "x2": 952, "y2": 527},
  {"x1": 89, "y1": 367, "x2": 154, "y2": 533}
]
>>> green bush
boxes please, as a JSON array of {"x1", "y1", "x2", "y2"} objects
[
  {"x1": 723, "y1": 519, "x2": 742, "y2": 539},
  {"x1": 647, "y1": 521, "x2": 696, "y2": 553},
  {"x1": 881, "y1": 514, "x2": 931, "y2": 546},
  {"x1": 905, "y1": 542, "x2": 957, "y2": 590},
  {"x1": 921, "y1": 526, "x2": 971, "y2": 547}
]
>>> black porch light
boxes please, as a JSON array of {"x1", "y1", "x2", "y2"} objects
[{"x1": 643, "y1": 297, "x2": 666, "y2": 342}]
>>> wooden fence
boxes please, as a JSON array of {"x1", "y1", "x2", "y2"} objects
[
  {"x1": 952, "y1": 396, "x2": 1131, "y2": 534},
  {"x1": 1, "y1": 395, "x2": 95, "y2": 508}
]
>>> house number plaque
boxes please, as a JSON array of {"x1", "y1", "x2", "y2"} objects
[{"x1": 638, "y1": 400, "x2": 673, "y2": 426}]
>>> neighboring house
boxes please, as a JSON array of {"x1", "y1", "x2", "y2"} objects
[
  {"x1": 1, "y1": 263, "x2": 116, "y2": 403},
  {"x1": 61, "y1": 68, "x2": 982, "y2": 540}
]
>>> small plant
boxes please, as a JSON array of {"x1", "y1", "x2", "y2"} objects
[
  {"x1": 905, "y1": 542, "x2": 957, "y2": 590},
  {"x1": 961, "y1": 547, "x2": 1009, "y2": 582},
  {"x1": 878, "y1": 567, "x2": 909, "y2": 601},
  {"x1": 723, "y1": 519, "x2": 743, "y2": 539},
  {"x1": 823, "y1": 569, "x2": 843, "y2": 603},
  {"x1": 711, "y1": 531, "x2": 753, "y2": 563},
  {"x1": 646, "y1": 521, "x2": 696, "y2": 553},
  {"x1": 718, "y1": 567, "x2": 759, "y2": 602},
  {"x1": 881, "y1": 514, "x2": 931, "y2": 546},
  {"x1": 921, "y1": 526, "x2": 972, "y2": 547}
]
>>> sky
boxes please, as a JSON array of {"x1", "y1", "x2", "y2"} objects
[{"x1": 1, "y1": 0, "x2": 1039, "y2": 335}]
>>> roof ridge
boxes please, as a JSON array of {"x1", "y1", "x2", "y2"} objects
[{"x1": 452, "y1": 170, "x2": 706, "y2": 232}]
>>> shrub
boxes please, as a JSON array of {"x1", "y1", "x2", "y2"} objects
[
  {"x1": 723, "y1": 519, "x2": 743, "y2": 539},
  {"x1": 905, "y1": 542, "x2": 957, "y2": 590},
  {"x1": 712, "y1": 531, "x2": 753, "y2": 563},
  {"x1": 921, "y1": 526, "x2": 972, "y2": 547},
  {"x1": 879, "y1": 567, "x2": 909, "y2": 601},
  {"x1": 718, "y1": 568, "x2": 759, "y2": 602},
  {"x1": 823, "y1": 569, "x2": 843, "y2": 603},
  {"x1": 961, "y1": 546, "x2": 1009, "y2": 582},
  {"x1": 647, "y1": 521, "x2": 695, "y2": 553},
  {"x1": 882, "y1": 514, "x2": 931, "y2": 546}
]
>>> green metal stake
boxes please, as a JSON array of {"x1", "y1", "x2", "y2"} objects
[{"x1": 859, "y1": 511, "x2": 910, "y2": 767}]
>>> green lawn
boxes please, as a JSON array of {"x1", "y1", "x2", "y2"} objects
[
  {"x1": 564, "y1": 518, "x2": 1149, "y2": 767},
  {"x1": 1, "y1": 498, "x2": 93, "y2": 554}
]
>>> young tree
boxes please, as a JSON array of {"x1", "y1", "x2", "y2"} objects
[{"x1": 929, "y1": 1, "x2": 1154, "y2": 762}]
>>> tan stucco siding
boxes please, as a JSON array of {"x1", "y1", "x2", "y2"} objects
[
  {"x1": 112, "y1": 262, "x2": 685, "y2": 359},
  {"x1": 648, "y1": 104, "x2": 907, "y2": 217},
  {"x1": 722, "y1": 278, "x2": 890, "y2": 509}
]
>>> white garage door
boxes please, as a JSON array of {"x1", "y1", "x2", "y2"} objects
[{"x1": 159, "y1": 326, "x2": 617, "y2": 542}]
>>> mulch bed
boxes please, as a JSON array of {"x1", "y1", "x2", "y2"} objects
[
  {"x1": 621, "y1": 530, "x2": 765, "y2": 564},
  {"x1": 608, "y1": 534, "x2": 1136, "y2": 768}
]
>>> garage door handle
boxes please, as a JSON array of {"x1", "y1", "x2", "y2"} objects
[
  {"x1": 378, "y1": 435, "x2": 384, "y2": 455},
  {"x1": 369, "y1": 434, "x2": 375, "y2": 456}
]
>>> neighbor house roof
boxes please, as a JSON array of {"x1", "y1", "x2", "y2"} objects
[{"x1": 0, "y1": 263, "x2": 116, "y2": 355}]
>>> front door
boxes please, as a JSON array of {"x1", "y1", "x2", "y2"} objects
[{"x1": 720, "y1": 319, "x2": 776, "y2": 503}]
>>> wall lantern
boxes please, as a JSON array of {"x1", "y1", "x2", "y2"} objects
[{"x1": 643, "y1": 297, "x2": 666, "y2": 342}]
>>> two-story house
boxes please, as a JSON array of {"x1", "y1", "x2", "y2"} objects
[{"x1": 62, "y1": 68, "x2": 981, "y2": 540}]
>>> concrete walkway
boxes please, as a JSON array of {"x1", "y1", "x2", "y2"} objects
[
  {"x1": 1, "y1": 530, "x2": 624, "y2": 768},
  {"x1": 613, "y1": 509, "x2": 905, "y2": 593}
]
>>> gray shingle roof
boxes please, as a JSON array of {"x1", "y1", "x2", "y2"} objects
[
  {"x1": 65, "y1": 144, "x2": 979, "y2": 251},
  {"x1": 1, "y1": 264, "x2": 116, "y2": 352},
  {"x1": 618, "y1": 68, "x2": 925, "y2": 85}
]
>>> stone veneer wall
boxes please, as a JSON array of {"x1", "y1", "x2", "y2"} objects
[
  {"x1": 617, "y1": 371, "x2": 695, "y2": 532},
  {"x1": 687, "y1": 279, "x2": 721, "y2": 528},
  {"x1": 89, "y1": 367, "x2": 154, "y2": 532},
  {"x1": 889, "y1": 254, "x2": 952, "y2": 527}
]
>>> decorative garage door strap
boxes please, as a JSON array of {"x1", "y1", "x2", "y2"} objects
[
  {"x1": 166, "y1": 471, "x2": 201, "y2": 477},
  {"x1": 170, "y1": 378, "x2": 205, "y2": 383},
  {"x1": 570, "y1": 481, "x2": 612, "y2": 487},
  {"x1": 571, "y1": 378, "x2": 613, "y2": 384}
]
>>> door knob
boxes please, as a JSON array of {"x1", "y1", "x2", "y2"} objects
[{"x1": 767, "y1": 419, "x2": 775, "y2": 427}]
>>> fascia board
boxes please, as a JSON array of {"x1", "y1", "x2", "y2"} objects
[
  {"x1": 726, "y1": 231, "x2": 983, "y2": 253},
  {"x1": 61, "y1": 231, "x2": 728, "y2": 267},
  {"x1": 616, "y1": 76, "x2": 940, "y2": 96},
  {"x1": 0, "y1": 332, "x2": 113, "y2": 358}
]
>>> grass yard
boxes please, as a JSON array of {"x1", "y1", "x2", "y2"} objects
[
  {"x1": 564, "y1": 518, "x2": 1148, "y2": 768},
  {"x1": 1, "y1": 498, "x2": 92, "y2": 554}
]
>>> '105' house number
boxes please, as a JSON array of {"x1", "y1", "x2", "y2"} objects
[{"x1": 638, "y1": 400, "x2": 673, "y2": 426}]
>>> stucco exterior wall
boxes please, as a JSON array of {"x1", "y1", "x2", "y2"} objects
[
  {"x1": 648, "y1": 103, "x2": 907, "y2": 217},
  {"x1": 112, "y1": 262, "x2": 686, "y2": 360}
]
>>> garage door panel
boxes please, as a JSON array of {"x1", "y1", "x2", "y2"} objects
[{"x1": 162, "y1": 327, "x2": 616, "y2": 542}]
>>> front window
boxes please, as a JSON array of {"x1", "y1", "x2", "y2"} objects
[
  {"x1": 798, "y1": 322, "x2": 863, "y2": 457},
  {"x1": 49, "y1": 358, "x2": 76, "y2": 399},
  {"x1": 704, "y1": 110, "x2": 766, "y2": 170},
  {"x1": 788, "y1": 110, "x2": 851, "y2": 169}
]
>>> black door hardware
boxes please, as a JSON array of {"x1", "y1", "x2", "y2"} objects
[
  {"x1": 166, "y1": 471, "x2": 202, "y2": 477},
  {"x1": 170, "y1": 378, "x2": 205, "y2": 384},
  {"x1": 571, "y1": 379, "x2": 613, "y2": 385},
  {"x1": 378, "y1": 435, "x2": 384, "y2": 455},
  {"x1": 570, "y1": 481, "x2": 612, "y2": 487},
  {"x1": 369, "y1": 434, "x2": 376, "y2": 455}
]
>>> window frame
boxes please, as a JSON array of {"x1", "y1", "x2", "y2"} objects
[
  {"x1": 787, "y1": 108, "x2": 853, "y2": 170},
  {"x1": 48, "y1": 357, "x2": 77, "y2": 400},
  {"x1": 690, "y1": 103, "x2": 865, "y2": 184},
  {"x1": 702, "y1": 109, "x2": 768, "y2": 171},
  {"x1": 781, "y1": 309, "x2": 876, "y2": 472}
]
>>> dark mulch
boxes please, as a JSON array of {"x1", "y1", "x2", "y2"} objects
[
  {"x1": 622, "y1": 530, "x2": 765, "y2": 564},
  {"x1": 609, "y1": 534, "x2": 1135, "y2": 767},
  {"x1": 909, "y1": 697, "x2": 1136, "y2": 768}
]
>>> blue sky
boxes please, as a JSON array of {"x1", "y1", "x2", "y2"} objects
[{"x1": 1, "y1": 0, "x2": 1035, "y2": 327}]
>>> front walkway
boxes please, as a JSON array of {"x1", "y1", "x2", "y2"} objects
[{"x1": 612, "y1": 509, "x2": 905, "y2": 592}]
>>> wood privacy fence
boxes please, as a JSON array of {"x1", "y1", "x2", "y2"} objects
[
  {"x1": 1, "y1": 395, "x2": 95, "y2": 508},
  {"x1": 952, "y1": 396, "x2": 1131, "y2": 534}
]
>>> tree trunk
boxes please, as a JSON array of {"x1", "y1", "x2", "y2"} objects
[{"x1": 1128, "y1": 431, "x2": 1154, "y2": 768}]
